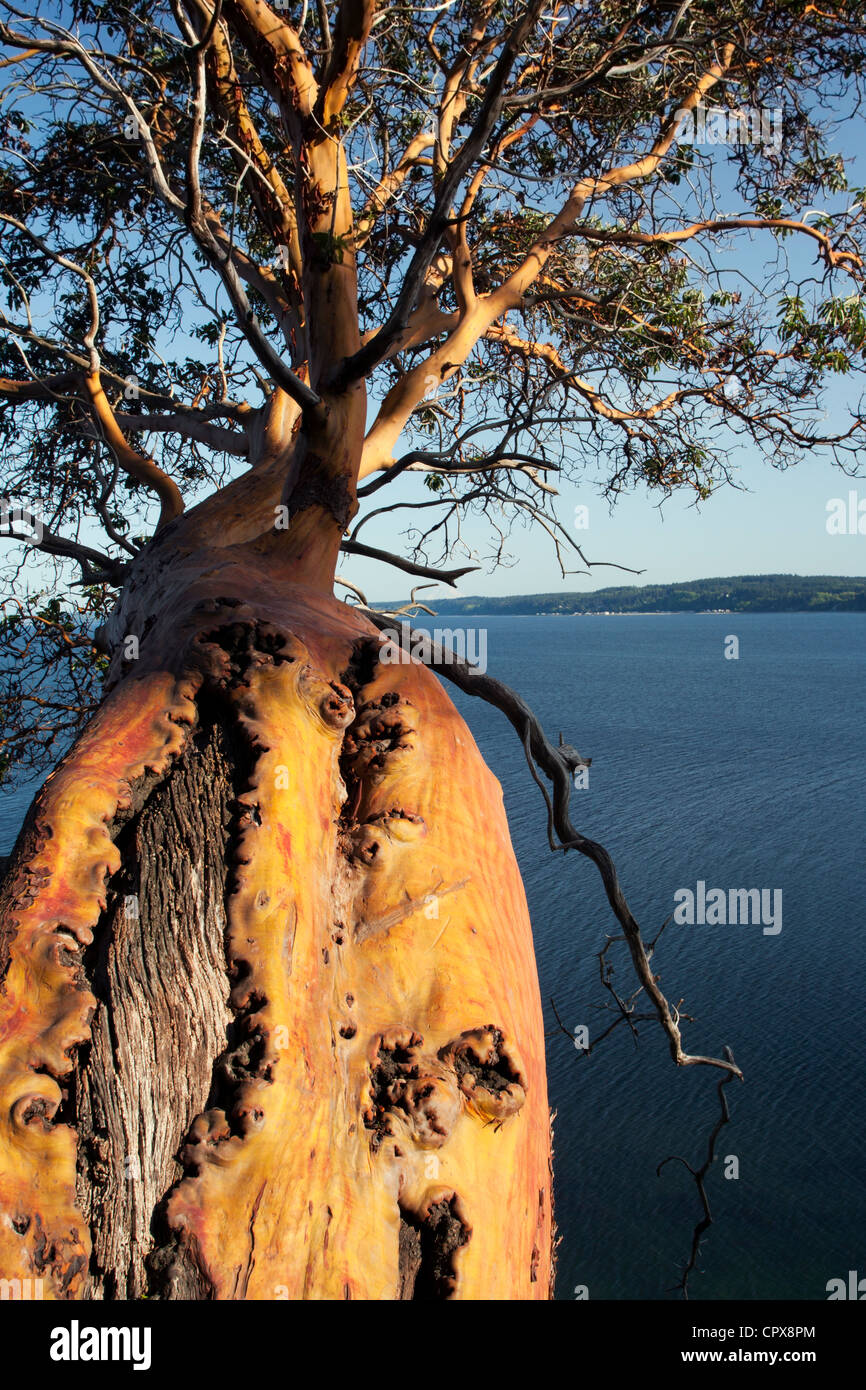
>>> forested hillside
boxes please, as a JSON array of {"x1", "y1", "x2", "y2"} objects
[{"x1": 389, "y1": 575, "x2": 866, "y2": 615}]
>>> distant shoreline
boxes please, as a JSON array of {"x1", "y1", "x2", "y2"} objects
[
  {"x1": 383, "y1": 574, "x2": 866, "y2": 617},
  {"x1": 400, "y1": 608, "x2": 866, "y2": 617}
]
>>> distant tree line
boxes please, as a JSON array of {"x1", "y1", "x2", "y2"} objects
[{"x1": 392, "y1": 574, "x2": 866, "y2": 616}]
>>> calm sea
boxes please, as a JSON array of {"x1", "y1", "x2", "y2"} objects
[{"x1": 2, "y1": 612, "x2": 864, "y2": 1299}]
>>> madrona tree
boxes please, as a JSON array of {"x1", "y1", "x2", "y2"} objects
[{"x1": 0, "y1": 0, "x2": 864, "y2": 1300}]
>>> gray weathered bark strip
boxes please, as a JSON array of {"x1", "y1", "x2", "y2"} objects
[{"x1": 66, "y1": 713, "x2": 236, "y2": 1298}]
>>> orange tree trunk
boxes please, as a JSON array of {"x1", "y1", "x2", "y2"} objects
[{"x1": 0, "y1": 408, "x2": 553, "y2": 1301}]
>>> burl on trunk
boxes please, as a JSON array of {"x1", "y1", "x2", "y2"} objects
[{"x1": 0, "y1": 499, "x2": 553, "y2": 1298}]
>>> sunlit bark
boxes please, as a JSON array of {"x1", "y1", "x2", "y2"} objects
[{"x1": 0, "y1": 403, "x2": 553, "y2": 1300}]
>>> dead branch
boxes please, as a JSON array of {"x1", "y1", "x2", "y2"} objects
[{"x1": 657, "y1": 1046, "x2": 739, "y2": 1298}]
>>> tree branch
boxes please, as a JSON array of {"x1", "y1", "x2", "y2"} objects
[
  {"x1": 83, "y1": 373, "x2": 186, "y2": 529},
  {"x1": 340, "y1": 537, "x2": 479, "y2": 586},
  {"x1": 336, "y1": 0, "x2": 548, "y2": 383},
  {"x1": 113, "y1": 411, "x2": 249, "y2": 455},
  {"x1": 4, "y1": 518, "x2": 128, "y2": 585},
  {"x1": 316, "y1": 0, "x2": 375, "y2": 124}
]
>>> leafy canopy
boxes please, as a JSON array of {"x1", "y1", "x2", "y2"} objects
[{"x1": 2, "y1": 0, "x2": 866, "y2": 777}]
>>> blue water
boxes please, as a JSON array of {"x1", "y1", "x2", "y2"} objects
[
  {"x1": 438, "y1": 613, "x2": 866, "y2": 1300},
  {"x1": 2, "y1": 613, "x2": 864, "y2": 1299}
]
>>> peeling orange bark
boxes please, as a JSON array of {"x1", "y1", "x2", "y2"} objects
[
  {"x1": 0, "y1": 540, "x2": 553, "y2": 1300},
  {"x1": 0, "y1": 669, "x2": 200, "y2": 1296}
]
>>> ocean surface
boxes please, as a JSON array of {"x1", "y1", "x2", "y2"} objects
[{"x1": 2, "y1": 612, "x2": 864, "y2": 1300}]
